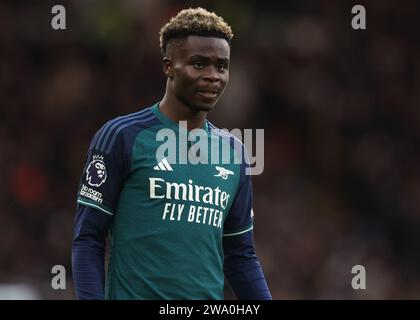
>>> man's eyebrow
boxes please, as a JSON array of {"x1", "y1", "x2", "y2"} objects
[{"x1": 188, "y1": 54, "x2": 229, "y2": 63}]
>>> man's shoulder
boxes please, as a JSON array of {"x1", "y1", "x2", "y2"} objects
[
  {"x1": 91, "y1": 105, "x2": 160, "y2": 153},
  {"x1": 100, "y1": 105, "x2": 158, "y2": 131}
]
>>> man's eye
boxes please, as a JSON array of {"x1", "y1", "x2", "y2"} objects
[
  {"x1": 217, "y1": 64, "x2": 227, "y2": 71},
  {"x1": 192, "y1": 62, "x2": 204, "y2": 69}
]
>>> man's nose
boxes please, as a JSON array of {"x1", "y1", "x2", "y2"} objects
[{"x1": 203, "y1": 66, "x2": 220, "y2": 81}]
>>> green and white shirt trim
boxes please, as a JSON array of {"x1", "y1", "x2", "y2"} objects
[
  {"x1": 223, "y1": 224, "x2": 253, "y2": 237},
  {"x1": 77, "y1": 198, "x2": 114, "y2": 216}
]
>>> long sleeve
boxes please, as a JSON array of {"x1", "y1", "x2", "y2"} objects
[
  {"x1": 72, "y1": 205, "x2": 113, "y2": 299},
  {"x1": 222, "y1": 142, "x2": 271, "y2": 299},
  {"x1": 223, "y1": 231, "x2": 272, "y2": 300},
  {"x1": 72, "y1": 120, "x2": 129, "y2": 299}
]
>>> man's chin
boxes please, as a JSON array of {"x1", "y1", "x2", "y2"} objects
[
  {"x1": 188, "y1": 101, "x2": 216, "y2": 113},
  {"x1": 196, "y1": 103, "x2": 215, "y2": 112}
]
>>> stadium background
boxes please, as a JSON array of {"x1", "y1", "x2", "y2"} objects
[{"x1": 1, "y1": 0, "x2": 420, "y2": 299}]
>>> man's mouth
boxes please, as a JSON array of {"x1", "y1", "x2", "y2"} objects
[{"x1": 197, "y1": 88, "x2": 219, "y2": 99}]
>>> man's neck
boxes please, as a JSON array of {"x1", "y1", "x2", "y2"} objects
[{"x1": 159, "y1": 93, "x2": 207, "y2": 131}]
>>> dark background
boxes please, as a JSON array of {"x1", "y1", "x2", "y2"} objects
[{"x1": 1, "y1": 0, "x2": 420, "y2": 299}]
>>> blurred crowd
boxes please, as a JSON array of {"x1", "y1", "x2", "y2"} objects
[{"x1": 1, "y1": 0, "x2": 420, "y2": 299}]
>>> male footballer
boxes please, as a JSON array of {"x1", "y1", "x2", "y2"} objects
[{"x1": 72, "y1": 7, "x2": 271, "y2": 300}]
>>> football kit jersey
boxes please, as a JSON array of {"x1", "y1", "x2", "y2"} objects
[{"x1": 76, "y1": 102, "x2": 254, "y2": 299}]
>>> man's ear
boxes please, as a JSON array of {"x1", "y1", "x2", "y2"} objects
[{"x1": 162, "y1": 57, "x2": 173, "y2": 79}]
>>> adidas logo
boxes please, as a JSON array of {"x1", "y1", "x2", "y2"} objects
[{"x1": 153, "y1": 158, "x2": 173, "y2": 171}]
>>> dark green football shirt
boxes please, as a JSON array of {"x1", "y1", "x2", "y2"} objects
[{"x1": 77, "y1": 103, "x2": 254, "y2": 299}]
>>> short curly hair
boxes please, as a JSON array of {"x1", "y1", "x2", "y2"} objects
[{"x1": 159, "y1": 7, "x2": 233, "y2": 56}]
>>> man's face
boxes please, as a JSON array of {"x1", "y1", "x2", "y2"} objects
[{"x1": 165, "y1": 35, "x2": 230, "y2": 112}]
